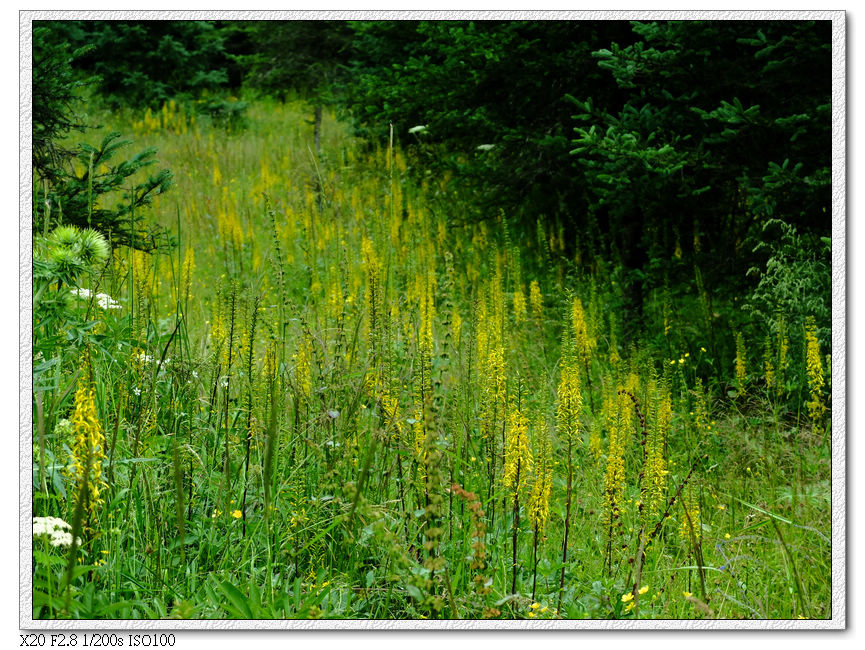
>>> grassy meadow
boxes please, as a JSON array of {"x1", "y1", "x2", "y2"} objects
[{"x1": 31, "y1": 98, "x2": 832, "y2": 621}]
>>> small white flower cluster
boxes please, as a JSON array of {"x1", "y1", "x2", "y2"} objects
[
  {"x1": 137, "y1": 351, "x2": 171, "y2": 367},
  {"x1": 32, "y1": 516, "x2": 81, "y2": 548},
  {"x1": 71, "y1": 287, "x2": 121, "y2": 310},
  {"x1": 53, "y1": 418, "x2": 74, "y2": 438}
]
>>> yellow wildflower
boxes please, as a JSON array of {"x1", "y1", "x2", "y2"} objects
[
  {"x1": 504, "y1": 406, "x2": 532, "y2": 492},
  {"x1": 68, "y1": 363, "x2": 107, "y2": 525},
  {"x1": 529, "y1": 280, "x2": 543, "y2": 319}
]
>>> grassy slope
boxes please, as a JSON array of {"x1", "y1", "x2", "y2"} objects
[{"x1": 32, "y1": 99, "x2": 831, "y2": 621}]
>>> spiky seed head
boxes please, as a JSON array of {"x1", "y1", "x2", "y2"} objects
[
  {"x1": 50, "y1": 245, "x2": 85, "y2": 278},
  {"x1": 49, "y1": 225, "x2": 81, "y2": 252},
  {"x1": 78, "y1": 229, "x2": 110, "y2": 266}
]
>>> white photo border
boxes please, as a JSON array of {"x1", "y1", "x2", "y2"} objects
[{"x1": 19, "y1": 8, "x2": 847, "y2": 631}]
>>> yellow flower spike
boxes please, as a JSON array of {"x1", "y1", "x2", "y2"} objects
[
  {"x1": 804, "y1": 316, "x2": 826, "y2": 433},
  {"x1": 503, "y1": 404, "x2": 532, "y2": 492},
  {"x1": 735, "y1": 331, "x2": 747, "y2": 394},
  {"x1": 513, "y1": 285, "x2": 527, "y2": 324},
  {"x1": 528, "y1": 419, "x2": 553, "y2": 534},
  {"x1": 529, "y1": 280, "x2": 543, "y2": 318},
  {"x1": 68, "y1": 363, "x2": 108, "y2": 525}
]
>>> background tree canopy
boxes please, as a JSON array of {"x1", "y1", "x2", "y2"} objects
[
  {"x1": 338, "y1": 19, "x2": 831, "y2": 352},
  {"x1": 33, "y1": 18, "x2": 832, "y2": 349}
]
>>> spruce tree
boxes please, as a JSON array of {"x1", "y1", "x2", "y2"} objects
[{"x1": 32, "y1": 24, "x2": 174, "y2": 251}]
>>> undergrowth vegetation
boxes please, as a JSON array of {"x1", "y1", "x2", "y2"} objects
[{"x1": 31, "y1": 99, "x2": 831, "y2": 621}]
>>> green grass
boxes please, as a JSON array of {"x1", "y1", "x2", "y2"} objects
[{"x1": 31, "y1": 98, "x2": 832, "y2": 621}]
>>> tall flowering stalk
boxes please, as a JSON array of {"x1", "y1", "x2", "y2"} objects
[
  {"x1": 602, "y1": 390, "x2": 629, "y2": 575},
  {"x1": 504, "y1": 401, "x2": 532, "y2": 595},
  {"x1": 513, "y1": 283, "x2": 527, "y2": 324},
  {"x1": 556, "y1": 339, "x2": 582, "y2": 610},
  {"x1": 221, "y1": 284, "x2": 239, "y2": 516},
  {"x1": 763, "y1": 334, "x2": 776, "y2": 393},
  {"x1": 734, "y1": 331, "x2": 747, "y2": 395},
  {"x1": 679, "y1": 480, "x2": 706, "y2": 601},
  {"x1": 608, "y1": 316, "x2": 621, "y2": 368},
  {"x1": 693, "y1": 377, "x2": 711, "y2": 441},
  {"x1": 450, "y1": 484, "x2": 491, "y2": 599},
  {"x1": 776, "y1": 317, "x2": 790, "y2": 399},
  {"x1": 571, "y1": 296, "x2": 596, "y2": 410},
  {"x1": 240, "y1": 294, "x2": 261, "y2": 535},
  {"x1": 440, "y1": 251, "x2": 458, "y2": 364},
  {"x1": 528, "y1": 419, "x2": 552, "y2": 600},
  {"x1": 804, "y1": 316, "x2": 827, "y2": 436},
  {"x1": 477, "y1": 277, "x2": 507, "y2": 525},
  {"x1": 68, "y1": 360, "x2": 107, "y2": 528},
  {"x1": 418, "y1": 268, "x2": 435, "y2": 411},
  {"x1": 503, "y1": 405, "x2": 532, "y2": 493},
  {"x1": 181, "y1": 246, "x2": 195, "y2": 311},
  {"x1": 646, "y1": 384, "x2": 671, "y2": 518},
  {"x1": 362, "y1": 236, "x2": 384, "y2": 382},
  {"x1": 529, "y1": 280, "x2": 543, "y2": 321},
  {"x1": 527, "y1": 420, "x2": 552, "y2": 536},
  {"x1": 407, "y1": 397, "x2": 446, "y2": 617},
  {"x1": 294, "y1": 336, "x2": 312, "y2": 404},
  {"x1": 131, "y1": 249, "x2": 151, "y2": 340},
  {"x1": 262, "y1": 342, "x2": 279, "y2": 519},
  {"x1": 679, "y1": 482, "x2": 702, "y2": 543}
]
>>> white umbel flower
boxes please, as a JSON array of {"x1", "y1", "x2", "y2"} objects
[
  {"x1": 33, "y1": 516, "x2": 81, "y2": 547},
  {"x1": 71, "y1": 287, "x2": 121, "y2": 310}
]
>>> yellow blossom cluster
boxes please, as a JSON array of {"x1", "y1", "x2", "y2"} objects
[{"x1": 68, "y1": 364, "x2": 107, "y2": 525}]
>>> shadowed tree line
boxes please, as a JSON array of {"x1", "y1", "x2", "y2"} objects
[{"x1": 34, "y1": 19, "x2": 832, "y2": 356}]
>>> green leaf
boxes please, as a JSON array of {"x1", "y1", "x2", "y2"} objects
[
  {"x1": 216, "y1": 579, "x2": 253, "y2": 619},
  {"x1": 405, "y1": 584, "x2": 424, "y2": 601}
]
